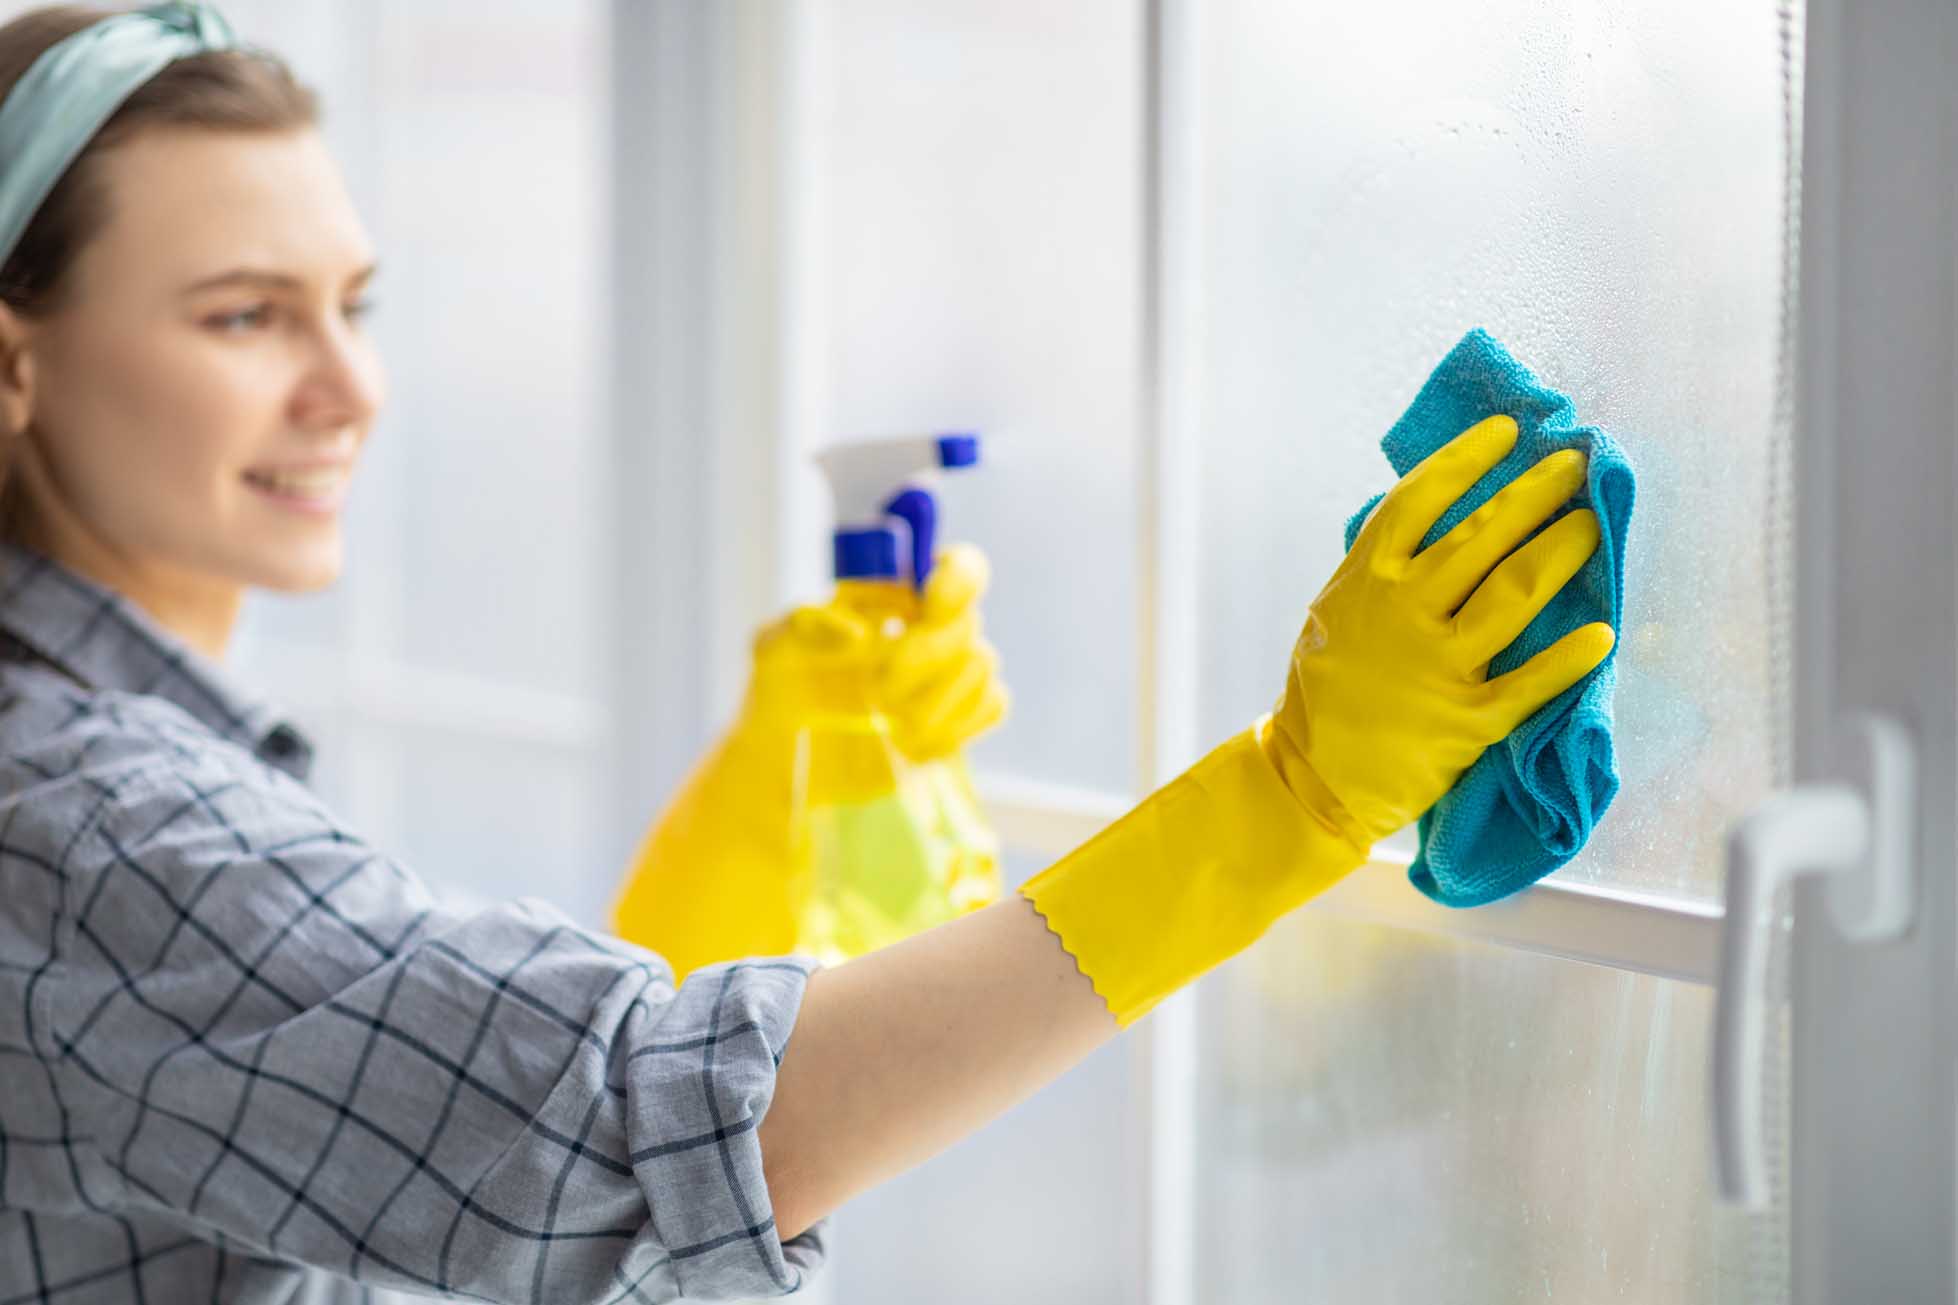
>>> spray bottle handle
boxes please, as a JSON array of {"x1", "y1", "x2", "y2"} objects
[{"x1": 882, "y1": 487, "x2": 939, "y2": 592}]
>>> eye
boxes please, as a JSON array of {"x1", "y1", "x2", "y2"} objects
[
  {"x1": 208, "y1": 303, "x2": 273, "y2": 332},
  {"x1": 344, "y1": 296, "x2": 378, "y2": 324}
]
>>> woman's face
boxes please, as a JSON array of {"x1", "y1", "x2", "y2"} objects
[{"x1": 8, "y1": 125, "x2": 386, "y2": 595}]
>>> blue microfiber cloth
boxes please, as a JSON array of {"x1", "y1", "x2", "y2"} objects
[{"x1": 1344, "y1": 328, "x2": 1636, "y2": 906}]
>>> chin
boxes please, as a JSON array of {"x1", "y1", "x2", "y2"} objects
[{"x1": 246, "y1": 538, "x2": 345, "y2": 594}]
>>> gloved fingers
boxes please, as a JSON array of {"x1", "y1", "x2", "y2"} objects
[
  {"x1": 901, "y1": 664, "x2": 1009, "y2": 758},
  {"x1": 962, "y1": 678, "x2": 1011, "y2": 740},
  {"x1": 895, "y1": 639, "x2": 1000, "y2": 740},
  {"x1": 756, "y1": 601, "x2": 874, "y2": 665},
  {"x1": 885, "y1": 544, "x2": 993, "y2": 698},
  {"x1": 883, "y1": 608, "x2": 983, "y2": 702},
  {"x1": 1368, "y1": 414, "x2": 1519, "y2": 561},
  {"x1": 792, "y1": 601, "x2": 878, "y2": 656},
  {"x1": 1451, "y1": 508, "x2": 1601, "y2": 667},
  {"x1": 1478, "y1": 621, "x2": 1616, "y2": 738},
  {"x1": 1414, "y1": 448, "x2": 1589, "y2": 614},
  {"x1": 741, "y1": 602, "x2": 877, "y2": 729},
  {"x1": 938, "y1": 680, "x2": 1010, "y2": 753},
  {"x1": 919, "y1": 543, "x2": 992, "y2": 624}
]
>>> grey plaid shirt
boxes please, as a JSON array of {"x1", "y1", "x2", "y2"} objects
[{"x1": 0, "y1": 541, "x2": 825, "y2": 1303}]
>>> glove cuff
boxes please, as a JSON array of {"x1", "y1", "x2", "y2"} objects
[{"x1": 1019, "y1": 725, "x2": 1371, "y2": 1028}]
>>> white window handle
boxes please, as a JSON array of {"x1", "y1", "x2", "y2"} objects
[{"x1": 1712, "y1": 712, "x2": 1915, "y2": 1209}]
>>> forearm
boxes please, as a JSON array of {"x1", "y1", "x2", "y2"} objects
[
  {"x1": 757, "y1": 725, "x2": 1363, "y2": 1241},
  {"x1": 758, "y1": 893, "x2": 1115, "y2": 1240}
]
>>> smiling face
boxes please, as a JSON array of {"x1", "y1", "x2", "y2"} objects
[{"x1": 0, "y1": 124, "x2": 386, "y2": 614}]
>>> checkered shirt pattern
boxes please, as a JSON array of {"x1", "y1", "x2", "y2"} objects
[{"x1": 0, "y1": 541, "x2": 825, "y2": 1303}]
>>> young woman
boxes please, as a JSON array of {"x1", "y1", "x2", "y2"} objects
[{"x1": 0, "y1": 5, "x2": 1613, "y2": 1302}]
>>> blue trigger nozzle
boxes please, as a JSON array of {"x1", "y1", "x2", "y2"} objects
[
  {"x1": 936, "y1": 433, "x2": 979, "y2": 469},
  {"x1": 882, "y1": 487, "x2": 940, "y2": 591}
]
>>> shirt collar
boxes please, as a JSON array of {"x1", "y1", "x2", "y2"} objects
[{"x1": 0, "y1": 539, "x2": 316, "y2": 781}]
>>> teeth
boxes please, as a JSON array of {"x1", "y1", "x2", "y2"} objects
[{"x1": 249, "y1": 468, "x2": 345, "y2": 497}]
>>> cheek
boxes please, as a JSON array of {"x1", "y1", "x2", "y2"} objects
[{"x1": 50, "y1": 328, "x2": 282, "y2": 502}]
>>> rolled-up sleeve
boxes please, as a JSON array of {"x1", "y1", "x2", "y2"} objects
[{"x1": 34, "y1": 749, "x2": 826, "y2": 1303}]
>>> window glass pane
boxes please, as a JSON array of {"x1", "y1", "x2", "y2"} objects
[
  {"x1": 373, "y1": 0, "x2": 608, "y2": 700},
  {"x1": 816, "y1": 0, "x2": 1143, "y2": 796},
  {"x1": 231, "y1": 0, "x2": 610, "y2": 701},
  {"x1": 1195, "y1": 0, "x2": 1791, "y2": 899},
  {"x1": 392, "y1": 726, "x2": 608, "y2": 927},
  {"x1": 1195, "y1": 912, "x2": 1786, "y2": 1301}
]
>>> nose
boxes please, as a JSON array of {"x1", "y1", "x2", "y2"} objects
[{"x1": 292, "y1": 313, "x2": 387, "y2": 437}]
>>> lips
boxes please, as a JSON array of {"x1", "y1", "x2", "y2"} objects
[
  {"x1": 242, "y1": 460, "x2": 353, "y2": 516},
  {"x1": 242, "y1": 464, "x2": 349, "y2": 497}
]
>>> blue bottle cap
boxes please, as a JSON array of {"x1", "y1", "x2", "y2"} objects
[{"x1": 834, "y1": 527, "x2": 900, "y2": 580}]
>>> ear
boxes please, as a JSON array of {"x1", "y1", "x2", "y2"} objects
[{"x1": 0, "y1": 299, "x2": 35, "y2": 438}]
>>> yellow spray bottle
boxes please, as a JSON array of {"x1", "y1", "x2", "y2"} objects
[
  {"x1": 794, "y1": 433, "x2": 1002, "y2": 963},
  {"x1": 607, "y1": 433, "x2": 1002, "y2": 981}
]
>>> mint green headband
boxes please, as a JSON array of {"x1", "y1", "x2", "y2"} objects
[{"x1": 0, "y1": 1, "x2": 237, "y2": 272}]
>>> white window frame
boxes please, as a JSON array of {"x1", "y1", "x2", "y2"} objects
[{"x1": 1783, "y1": 1, "x2": 1956, "y2": 1297}]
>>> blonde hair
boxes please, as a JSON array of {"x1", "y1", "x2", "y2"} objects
[{"x1": 0, "y1": 4, "x2": 319, "y2": 537}]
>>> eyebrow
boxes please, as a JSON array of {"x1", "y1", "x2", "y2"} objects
[{"x1": 180, "y1": 261, "x2": 379, "y2": 295}]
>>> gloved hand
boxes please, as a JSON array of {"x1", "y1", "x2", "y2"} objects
[
  {"x1": 739, "y1": 542, "x2": 1007, "y2": 763},
  {"x1": 877, "y1": 544, "x2": 1010, "y2": 761},
  {"x1": 1022, "y1": 414, "x2": 1615, "y2": 1026},
  {"x1": 610, "y1": 544, "x2": 1008, "y2": 980}
]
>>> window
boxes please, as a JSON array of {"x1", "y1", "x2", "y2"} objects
[
  {"x1": 745, "y1": 1, "x2": 1812, "y2": 1299},
  {"x1": 1184, "y1": 1, "x2": 1797, "y2": 1297},
  {"x1": 197, "y1": 1, "x2": 1957, "y2": 1299}
]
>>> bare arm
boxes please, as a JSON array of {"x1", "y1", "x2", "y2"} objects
[{"x1": 757, "y1": 894, "x2": 1113, "y2": 1241}]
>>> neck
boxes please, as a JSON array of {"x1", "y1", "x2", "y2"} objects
[{"x1": 11, "y1": 485, "x2": 240, "y2": 664}]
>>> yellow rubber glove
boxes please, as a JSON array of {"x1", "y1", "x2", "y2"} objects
[
  {"x1": 879, "y1": 544, "x2": 1010, "y2": 762},
  {"x1": 1022, "y1": 414, "x2": 1616, "y2": 1026},
  {"x1": 610, "y1": 545, "x2": 1008, "y2": 981}
]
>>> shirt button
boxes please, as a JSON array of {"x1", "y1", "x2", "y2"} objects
[{"x1": 263, "y1": 725, "x2": 301, "y2": 759}]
